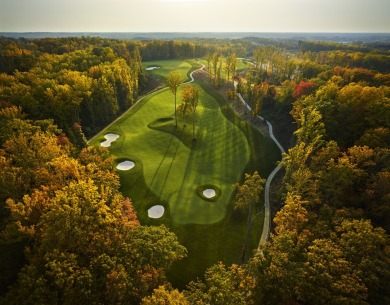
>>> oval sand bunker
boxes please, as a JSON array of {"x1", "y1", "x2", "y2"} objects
[
  {"x1": 145, "y1": 66, "x2": 160, "y2": 71},
  {"x1": 148, "y1": 205, "x2": 165, "y2": 218},
  {"x1": 116, "y1": 160, "x2": 135, "y2": 171},
  {"x1": 101, "y1": 133, "x2": 119, "y2": 147},
  {"x1": 203, "y1": 189, "x2": 216, "y2": 199}
]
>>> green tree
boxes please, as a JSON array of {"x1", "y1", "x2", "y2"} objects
[
  {"x1": 294, "y1": 104, "x2": 326, "y2": 149},
  {"x1": 185, "y1": 262, "x2": 256, "y2": 305},
  {"x1": 166, "y1": 71, "x2": 184, "y2": 127},
  {"x1": 179, "y1": 85, "x2": 196, "y2": 127},
  {"x1": 183, "y1": 85, "x2": 200, "y2": 140},
  {"x1": 297, "y1": 238, "x2": 368, "y2": 305},
  {"x1": 235, "y1": 171, "x2": 265, "y2": 261},
  {"x1": 224, "y1": 53, "x2": 237, "y2": 84},
  {"x1": 281, "y1": 142, "x2": 316, "y2": 199},
  {"x1": 254, "y1": 230, "x2": 306, "y2": 305},
  {"x1": 251, "y1": 84, "x2": 264, "y2": 118},
  {"x1": 335, "y1": 219, "x2": 390, "y2": 305}
]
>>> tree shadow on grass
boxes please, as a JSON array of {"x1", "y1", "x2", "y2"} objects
[
  {"x1": 148, "y1": 116, "x2": 203, "y2": 150},
  {"x1": 148, "y1": 122, "x2": 192, "y2": 198}
]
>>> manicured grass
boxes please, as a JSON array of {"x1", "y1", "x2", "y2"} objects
[
  {"x1": 236, "y1": 58, "x2": 250, "y2": 72},
  {"x1": 90, "y1": 59, "x2": 282, "y2": 288},
  {"x1": 92, "y1": 82, "x2": 250, "y2": 224},
  {"x1": 143, "y1": 59, "x2": 194, "y2": 82}
]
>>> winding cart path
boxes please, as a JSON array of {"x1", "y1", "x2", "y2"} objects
[{"x1": 237, "y1": 93, "x2": 285, "y2": 250}]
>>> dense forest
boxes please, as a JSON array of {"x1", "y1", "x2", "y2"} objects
[{"x1": 0, "y1": 36, "x2": 389, "y2": 304}]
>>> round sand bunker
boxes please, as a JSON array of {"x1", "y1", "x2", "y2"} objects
[
  {"x1": 203, "y1": 189, "x2": 216, "y2": 199},
  {"x1": 101, "y1": 133, "x2": 119, "y2": 147},
  {"x1": 116, "y1": 160, "x2": 135, "y2": 171},
  {"x1": 148, "y1": 205, "x2": 165, "y2": 219}
]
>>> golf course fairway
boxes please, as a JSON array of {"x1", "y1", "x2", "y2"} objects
[
  {"x1": 92, "y1": 83, "x2": 250, "y2": 224},
  {"x1": 90, "y1": 59, "x2": 282, "y2": 285}
]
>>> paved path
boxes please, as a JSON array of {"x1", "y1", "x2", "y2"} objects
[
  {"x1": 237, "y1": 93, "x2": 285, "y2": 249},
  {"x1": 185, "y1": 63, "x2": 205, "y2": 83}
]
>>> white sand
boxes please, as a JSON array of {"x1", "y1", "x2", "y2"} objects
[
  {"x1": 100, "y1": 133, "x2": 119, "y2": 147},
  {"x1": 148, "y1": 205, "x2": 165, "y2": 218},
  {"x1": 116, "y1": 160, "x2": 135, "y2": 171},
  {"x1": 203, "y1": 189, "x2": 216, "y2": 198},
  {"x1": 145, "y1": 66, "x2": 160, "y2": 71}
]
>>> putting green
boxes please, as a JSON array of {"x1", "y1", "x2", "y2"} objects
[
  {"x1": 96, "y1": 84, "x2": 250, "y2": 224},
  {"x1": 143, "y1": 60, "x2": 194, "y2": 81}
]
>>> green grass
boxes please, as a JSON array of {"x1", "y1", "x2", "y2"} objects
[
  {"x1": 92, "y1": 83, "x2": 250, "y2": 224},
  {"x1": 142, "y1": 59, "x2": 194, "y2": 82},
  {"x1": 90, "y1": 59, "x2": 282, "y2": 288}
]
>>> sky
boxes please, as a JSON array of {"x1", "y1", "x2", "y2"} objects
[{"x1": 1, "y1": 0, "x2": 389, "y2": 33}]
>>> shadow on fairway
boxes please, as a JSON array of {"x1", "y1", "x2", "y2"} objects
[{"x1": 148, "y1": 116, "x2": 203, "y2": 149}]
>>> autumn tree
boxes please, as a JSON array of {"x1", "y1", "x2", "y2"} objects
[
  {"x1": 166, "y1": 71, "x2": 184, "y2": 127},
  {"x1": 251, "y1": 84, "x2": 264, "y2": 118},
  {"x1": 224, "y1": 53, "x2": 237, "y2": 84},
  {"x1": 185, "y1": 262, "x2": 256, "y2": 305},
  {"x1": 2, "y1": 180, "x2": 187, "y2": 305},
  {"x1": 141, "y1": 286, "x2": 189, "y2": 305},
  {"x1": 184, "y1": 85, "x2": 200, "y2": 140},
  {"x1": 235, "y1": 171, "x2": 265, "y2": 261},
  {"x1": 292, "y1": 80, "x2": 315, "y2": 100},
  {"x1": 179, "y1": 85, "x2": 196, "y2": 127},
  {"x1": 294, "y1": 104, "x2": 326, "y2": 148}
]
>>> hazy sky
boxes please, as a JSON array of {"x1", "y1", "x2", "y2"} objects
[{"x1": 1, "y1": 0, "x2": 389, "y2": 32}]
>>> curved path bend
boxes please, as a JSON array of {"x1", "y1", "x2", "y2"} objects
[{"x1": 237, "y1": 93, "x2": 285, "y2": 250}]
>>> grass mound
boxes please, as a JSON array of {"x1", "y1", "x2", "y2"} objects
[{"x1": 196, "y1": 184, "x2": 222, "y2": 202}]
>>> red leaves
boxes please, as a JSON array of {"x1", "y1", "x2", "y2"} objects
[{"x1": 292, "y1": 81, "x2": 315, "y2": 99}]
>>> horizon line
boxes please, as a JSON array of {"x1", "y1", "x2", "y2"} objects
[{"x1": 1, "y1": 31, "x2": 390, "y2": 34}]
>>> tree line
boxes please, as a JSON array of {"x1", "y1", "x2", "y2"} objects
[{"x1": 0, "y1": 39, "x2": 143, "y2": 143}]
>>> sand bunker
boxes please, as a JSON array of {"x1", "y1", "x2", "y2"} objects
[
  {"x1": 203, "y1": 189, "x2": 216, "y2": 198},
  {"x1": 145, "y1": 66, "x2": 160, "y2": 71},
  {"x1": 148, "y1": 205, "x2": 165, "y2": 218},
  {"x1": 116, "y1": 160, "x2": 135, "y2": 171},
  {"x1": 100, "y1": 133, "x2": 119, "y2": 147}
]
